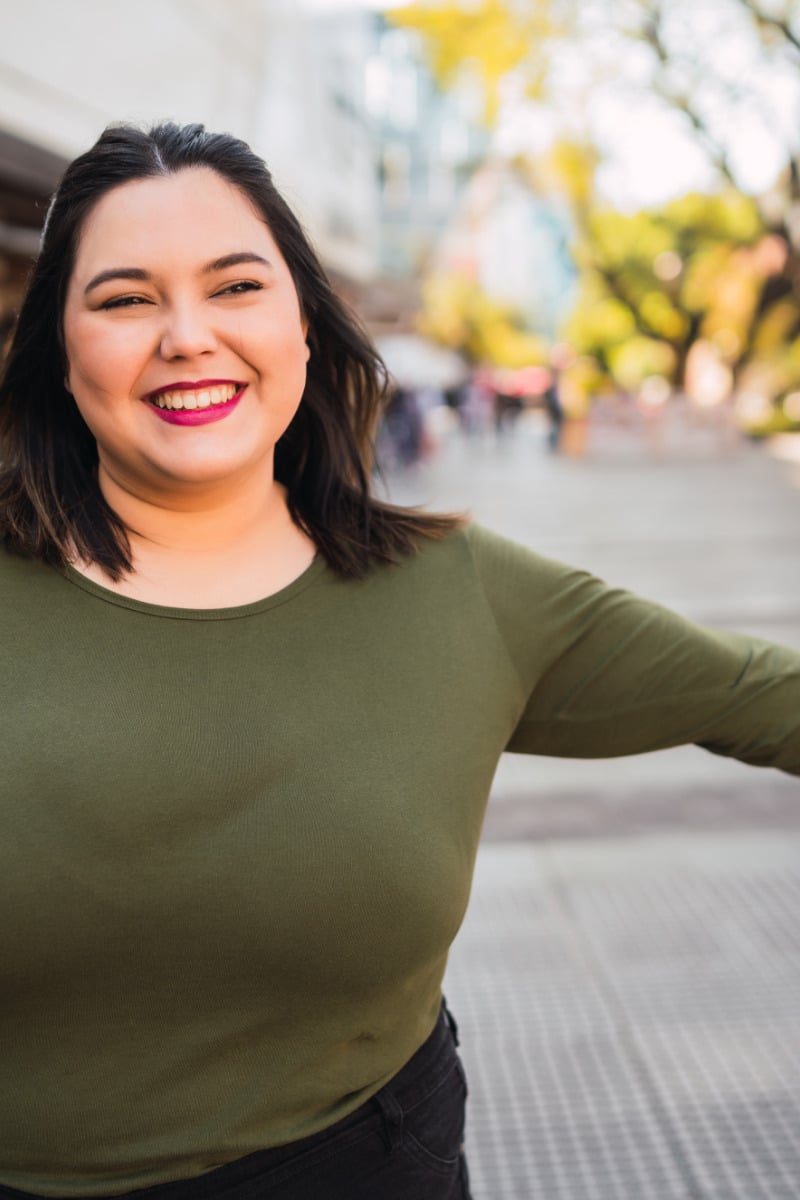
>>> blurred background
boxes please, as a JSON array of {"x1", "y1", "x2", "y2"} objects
[{"x1": 3, "y1": 7, "x2": 800, "y2": 1196}]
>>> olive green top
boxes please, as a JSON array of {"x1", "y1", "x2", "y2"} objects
[{"x1": 2, "y1": 525, "x2": 798, "y2": 1196}]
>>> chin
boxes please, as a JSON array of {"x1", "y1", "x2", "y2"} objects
[{"x1": 154, "y1": 452, "x2": 274, "y2": 489}]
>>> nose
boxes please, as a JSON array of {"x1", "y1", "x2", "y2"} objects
[{"x1": 158, "y1": 302, "x2": 218, "y2": 360}]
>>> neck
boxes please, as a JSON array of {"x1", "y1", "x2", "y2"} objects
[
  {"x1": 98, "y1": 464, "x2": 289, "y2": 558},
  {"x1": 70, "y1": 463, "x2": 317, "y2": 609}
]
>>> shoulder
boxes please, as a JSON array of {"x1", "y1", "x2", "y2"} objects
[
  {"x1": 0, "y1": 546, "x2": 67, "y2": 617},
  {"x1": 412, "y1": 522, "x2": 542, "y2": 570},
  {"x1": 0, "y1": 545, "x2": 44, "y2": 590},
  {"x1": 385, "y1": 521, "x2": 591, "y2": 592},
  {"x1": 368, "y1": 523, "x2": 589, "y2": 622},
  {"x1": 455, "y1": 523, "x2": 596, "y2": 599}
]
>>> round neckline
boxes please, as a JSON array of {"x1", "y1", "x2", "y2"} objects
[{"x1": 62, "y1": 554, "x2": 327, "y2": 620}]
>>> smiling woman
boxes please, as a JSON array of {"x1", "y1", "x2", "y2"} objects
[
  {"x1": 63, "y1": 169, "x2": 311, "y2": 540},
  {"x1": 57, "y1": 165, "x2": 320, "y2": 612},
  {"x1": 0, "y1": 123, "x2": 798, "y2": 1200}
]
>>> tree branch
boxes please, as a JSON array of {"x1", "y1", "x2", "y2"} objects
[
  {"x1": 636, "y1": 4, "x2": 741, "y2": 189},
  {"x1": 732, "y1": 0, "x2": 800, "y2": 57}
]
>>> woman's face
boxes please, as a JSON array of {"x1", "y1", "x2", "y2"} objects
[{"x1": 62, "y1": 167, "x2": 309, "y2": 500}]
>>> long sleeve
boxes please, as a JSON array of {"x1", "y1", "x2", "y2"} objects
[{"x1": 466, "y1": 524, "x2": 800, "y2": 775}]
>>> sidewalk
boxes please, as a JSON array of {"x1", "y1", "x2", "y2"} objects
[
  {"x1": 383, "y1": 424, "x2": 800, "y2": 1198},
  {"x1": 446, "y1": 832, "x2": 800, "y2": 1200}
]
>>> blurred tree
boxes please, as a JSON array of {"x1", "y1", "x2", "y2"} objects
[
  {"x1": 418, "y1": 271, "x2": 549, "y2": 367},
  {"x1": 530, "y1": 148, "x2": 770, "y2": 393},
  {"x1": 389, "y1": 0, "x2": 561, "y2": 120},
  {"x1": 390, "y1": 0, "x2": 800, "y2": 420}
]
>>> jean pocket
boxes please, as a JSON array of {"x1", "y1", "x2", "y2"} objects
[{"x1": 400, "y1": 1054, "x2": 468, "y2": 1174}]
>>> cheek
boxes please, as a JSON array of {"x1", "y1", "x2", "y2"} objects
[
  {"x1": 254, "y1": 323, "x2": 310, "y2": 392},
  {"x1": 65, "y1": 318, "x2": 145, "y2": 401},
  {"x1": 288, "y1": 322, "x2": 311, "y2": 374},
  {"x1": 64, "y1": 330, "x2": 108, "y2": 398},
  {"x1": 65, "y1": 344, "x2": 139, "y2": 445}
]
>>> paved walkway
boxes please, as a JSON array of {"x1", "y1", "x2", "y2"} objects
[
  {"x1": 447, "y1": 831, "x2": 800, "y2": 1200},
  {"x1": 383, "y1": 421, "x2": 800, "y2": 1198}
]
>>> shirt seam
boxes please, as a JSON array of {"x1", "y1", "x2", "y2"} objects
[{"x1": 462, "y1": 527, "x2": 529, "y2": 710}]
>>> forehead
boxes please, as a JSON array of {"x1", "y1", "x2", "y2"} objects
[{"x1": 73, "y1": 167, "x2": 278, "y2": 271}]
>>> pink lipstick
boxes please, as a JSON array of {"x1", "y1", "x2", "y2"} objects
[{"x1": 144, "y1": 381, "x2": 246, "y2": 426}]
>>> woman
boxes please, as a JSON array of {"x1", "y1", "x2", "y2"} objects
[{"x1": 0, "y1": 122, "x2": 798, "y2": 1200}]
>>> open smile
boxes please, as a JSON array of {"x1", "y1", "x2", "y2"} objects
[{"x1": 143, "y1": 380, "x2": 247, "y2": 426}]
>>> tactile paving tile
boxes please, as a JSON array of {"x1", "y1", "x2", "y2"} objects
[
  {"x1": 559, "y1": 846, "x2": 800, "y2": 1200},
  {"x1": 445, "y1": 835, "x2": 800, "y2": 1200}
]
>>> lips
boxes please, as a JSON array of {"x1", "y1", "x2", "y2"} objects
[{"x1": 144, "y1": 381, "x2": 246, "y2": 427}]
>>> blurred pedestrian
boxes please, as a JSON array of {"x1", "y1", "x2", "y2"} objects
[
  {"x1": 456, "y1": 372, "x2": 493, "y2": 437},
  {"x1": 543, "y1": 372, "x2": 565, "y2": 453},
  {"x1": 1, "y1": 121, "x2": 798, "y2": 1200},
  {"x1": 380, "y1": 383, "x2": 425, "y2": 468},
  {"x1": 493, "y1": 388, "x2": 523, "y2": 436}
]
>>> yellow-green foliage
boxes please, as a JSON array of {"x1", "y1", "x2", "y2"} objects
[
  {"x1": 565, "y1": 287, "x2": 636, "y2": 345},
  {"x1": 607, "y1": 338, "x2": 677, "y2": 390},
  {"x1": 388, "y1": 0, "x2": 560, "y2": 120},
  {"x1": 418, "y1": 272, "x2": 548, "y2": 366},
  {"x1": 565, "y1": 191, "x2": 773, "y2": 390}
]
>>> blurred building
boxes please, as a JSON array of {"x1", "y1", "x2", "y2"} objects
[
  {"x1": 252, "y1": 2, "x2": 380, "y2": 291},
  {"x1": 0, "y1": 127, "x2": 62, "y2": 344},
  {"x1": 0, "y1": 0, "x2": 381, "y2": 330},
  {"x1": 434, "y1": 159, "x2": 576, "y2": 339},
  {"x1": 361, "y1": 19, "x2": 574, "y2": 365},
  {"x1": 363, "y1": 19, "x2": 489, "y2": 334}
]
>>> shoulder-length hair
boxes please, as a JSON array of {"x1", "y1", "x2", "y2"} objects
[{"x1": 0, "y1": 121, "x2": 462, "y2": 580}]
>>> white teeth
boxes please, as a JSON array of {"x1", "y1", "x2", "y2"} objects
[{"x1": 151, "y1": 384, "x2": 239, "y2": 411}]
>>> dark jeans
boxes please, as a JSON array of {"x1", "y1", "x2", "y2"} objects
[{"x1": 4, "y1": 1003, "x2": 472, "y2": 1200}]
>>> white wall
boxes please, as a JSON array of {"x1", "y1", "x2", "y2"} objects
[{"x1": 251, "y1": 7, "x2": 380, "y2": 281}]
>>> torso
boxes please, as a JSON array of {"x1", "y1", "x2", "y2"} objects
[{"x1": 0, "y1": 528, "x2": 512, "y2": 1194}]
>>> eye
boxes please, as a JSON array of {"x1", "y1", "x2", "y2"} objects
[
  {"x1": 216, "y1": 280, "x2": 263, "y2": 297},
  {"x1": 99, "y1": 295, "x2": 152, "y2": 310}
]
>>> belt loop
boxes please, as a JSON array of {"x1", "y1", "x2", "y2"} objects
[
  {"x1": 373, "y1": 1087, "x2": 404, "y2": 1154},
  {"x1": 443, "y1": 997, "x2": 460, "y2": 1046}
]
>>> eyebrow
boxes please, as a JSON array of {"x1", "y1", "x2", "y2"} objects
[{"x1": 83, "y1": 252, "x2": 273, "y2": 295}]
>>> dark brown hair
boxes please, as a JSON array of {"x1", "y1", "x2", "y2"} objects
[{"x1": 0, "y1": 121, "x2": 462, "y2": 580}]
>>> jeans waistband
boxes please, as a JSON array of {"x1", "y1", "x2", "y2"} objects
[{"x1": 379, "y1": 999, "x2": 459, "y2": 1112}]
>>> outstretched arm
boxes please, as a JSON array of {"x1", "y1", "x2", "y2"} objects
[{"x1": 467, "y1": 525, "x2": 800, "y2": 775}]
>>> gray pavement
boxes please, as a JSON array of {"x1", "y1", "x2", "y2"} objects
[
  {"x1": 447, "y1": 831, "x2": 800, "y2": 1200},
  {"x1": 382, "y1": 417, "x2": 800, "y2": 1199}
]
